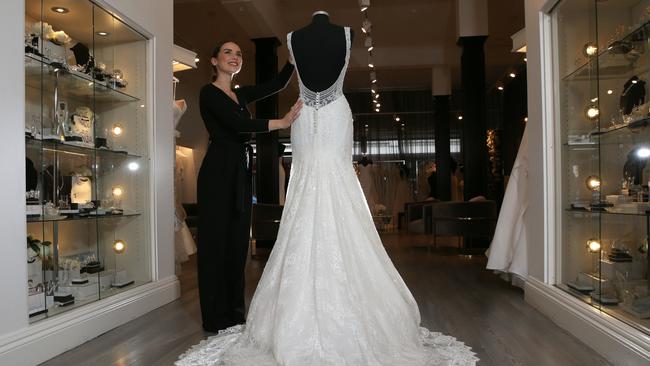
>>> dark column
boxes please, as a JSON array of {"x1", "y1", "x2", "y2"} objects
[
  {"x1": 502, "y1": 64, "x2": 528, "y2": 176},
  {"x1": 458, "y1": 36, "x2": 488, "y2": 201},
  {"x1": 252, "y1": 37, "x2": 281, "y2": 205},
  {"x1": 434, "y1": 95, "x2": 451, "y2": 201}
]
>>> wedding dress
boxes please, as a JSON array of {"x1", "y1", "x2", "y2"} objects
[{"x1": 176, "y1": 27, "x2": 477, "y2": 366}]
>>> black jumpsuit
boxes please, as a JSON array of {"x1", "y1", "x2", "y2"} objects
[{"x1": 197, "y1": 63, "x2": 294, "y2": 332}]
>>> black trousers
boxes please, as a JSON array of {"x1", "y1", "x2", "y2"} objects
[{"x1": 196, "y1": 142, "x2": 252, "y2": 332}]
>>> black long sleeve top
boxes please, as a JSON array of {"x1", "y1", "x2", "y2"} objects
[{"x1": 199, "y1": 62, "x2": 295, "y2": 144}]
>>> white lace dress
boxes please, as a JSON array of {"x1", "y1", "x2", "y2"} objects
[{"x1": 176, "y1": 27, "x2": 478, "y2": 366}]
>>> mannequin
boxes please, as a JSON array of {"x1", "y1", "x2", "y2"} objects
[
  {"x1": 173, "y1": 80, "x2": 196, "y2": 274},
  {"x1": 289, "y1": 11, "x2": 354, "y2": 92}
]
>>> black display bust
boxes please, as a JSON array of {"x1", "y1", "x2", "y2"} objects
[{"x1": 289, "y1": 11, "x2": 355, "y2": 92}]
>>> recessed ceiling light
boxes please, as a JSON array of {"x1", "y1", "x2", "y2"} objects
[
  {"x1": 51, "y1": 7, "x2": 69, "y2": 14},
  {"x1": 375, "y1": 108, "x2": 380, "y2": 112},
  {"x1": 395, "y1": 116, "x2": 400, "y2": 122},
  {"x1": 96, "y1": 31, "x2": 109, "y2": 36},
  {"x1": 458, "y1": 116, "x2": 463, "y2": 120},
  {"x1": 607, "y1": 89, "x2": 613, "y2": 95},
  {"x1": 497, "y1": 86, "x2": 504, "y2": 91},
  {"x1": 368, "y1": 63, "x2": 374, "y2": 68},
  {"x1": 509, "y1": 73, "x2": 516, "y2": 78}
]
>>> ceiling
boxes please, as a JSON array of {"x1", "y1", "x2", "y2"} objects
[{"x1": 174, "y1": 0, "x2": 526, "y2": 97}]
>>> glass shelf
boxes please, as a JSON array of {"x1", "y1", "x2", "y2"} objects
[
  {"x1": 26, "y1": 136, "x2": 141, "y2": 160},
  {"x1": 565, "y1": 208, "x2": 650, "y2": 217},
  {"x1": 27, "y1": 212, "x2": 141, "y2": 223},
  {"x1": 25, "y1": 53, "x2": 140, "y2": 104},
  {"x1": 563, "y1": 18, "x2": 650, "y2": 82}
]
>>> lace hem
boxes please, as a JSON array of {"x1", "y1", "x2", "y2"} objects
[{"x1": 175, "y1": 325, "x2": 479, "y2": 366}]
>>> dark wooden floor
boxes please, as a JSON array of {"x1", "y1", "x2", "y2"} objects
[{"x1": 40, "y1": 233, "x2": 611, "y2": 366}]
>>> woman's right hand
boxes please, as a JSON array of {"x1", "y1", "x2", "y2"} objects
[
  {"x1": 268, "y1": 99, "x2": 303, "y2": 131},
  {"x1": 281, "y1": 99, "x2": 303, "y2": 128}
]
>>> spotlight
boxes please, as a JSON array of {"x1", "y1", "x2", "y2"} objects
[
  {"x1": 111, "y1": 124, "x2": 124, "y2": 136},
  {"x1": 374, "y1": 94, "x2": 380, "y2": 99},
  {"x1": 458, "y1": 116, "x2": 463, "y2": 120},
  {"x1": 375, "y1": 108, "x2": 380, "y2": 112},
  {"x1": 234, "y1": 84, "x2": 240, "y2": 89},
  {"x1": 362, "y1": 19, "x2": 372, "y2": 33},
  {"x1": 524, "y1": 117, "x2": 528, "y2": 122},
  {"x1": 637, "y1": 147, "x2": 650, "y2": 158},
  {"x1": 586, "y1": 239, "x2": 601, "y2": 253},
  {"x1": 51, "y1": 7, "x2": 69, "y2": 14},
  {"x1": 368, "y1": 63, "x2": 374, "y2": 68},
  {"x1": 586, "y1": 176, "x2": 601, "y2": 191},
  {"x1": 497, "y1": 86, "x2": 504, "y2": 91},
  {"x1": 360, "y1": 0, "x2": 370, "y2": 11},
  {"x1": 364, "y1": 37, "x2": 373, "y2": 49},
  {"x1": 113, "y1": 239, "x2": 126, "y2": 254},
  {"x1": 607, "y1": 89, "x2": 613, "y2": 95},
  {"x1": 375, "y1": 103, "x2": 381, "y2": 107},
  {"x1": 128, "y1": 162, "x2": 140, "y2": 171},
  {"x1": 524, "y1": 57, "x2": 527, "y2": 62},
  {"x1": 195, "y1": 57, "x2": 200, "y2": 63},
  {"x1": 96, "y1": 31, "x2": 109, "y2": 37},
  {"x1": 583, "y1": 42, "x2": 598, "y2": 57},
  {"x1": 394, "y1": 116, "x2": 400, "y2": 122},
  {"x1": 585, "y1": 105, "x2": 600, "y2": 120},
  {"x1": 112, "y1": 186, "x2": 124, "y2": 197},
  {"x1": 509, "y1": 73, "x2": 516, "y2": 78}
]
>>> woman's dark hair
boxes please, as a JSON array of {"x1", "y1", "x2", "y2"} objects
[
  {"x1": 210, "y1": 42, "x2": 225, "y2": 82},
  {"x1": 211, "y1": 41, "x2": 236, "y2": 82}
]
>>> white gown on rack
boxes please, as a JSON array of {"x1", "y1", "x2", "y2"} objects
[{"x1": 176, "y1": 28, "x2": 477, "y2": 366}]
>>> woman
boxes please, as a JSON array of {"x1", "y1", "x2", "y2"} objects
[{"x1": 197, "y1": 41, "x2": 301, "y2": 332}]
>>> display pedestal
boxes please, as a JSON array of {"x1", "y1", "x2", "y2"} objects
[{"x1": 111, "y1": 270, "x2": 134, "y2": 288}]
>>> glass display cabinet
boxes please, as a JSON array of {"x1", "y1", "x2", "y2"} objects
[
  {"x1": 24, "y1": 0, "x2": 150, "y2": 322},
  {"x1": 553, "y1": 0, "x2": 650, "y2": 334}
]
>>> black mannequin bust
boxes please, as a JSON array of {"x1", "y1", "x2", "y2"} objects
[{"x1": 289, "y1": 11, "x2": 355, "y2": 92}]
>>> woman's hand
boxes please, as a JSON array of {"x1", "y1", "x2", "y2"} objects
[{"x1": 269, "y1": 99, "x2": 303, "y2": 130}]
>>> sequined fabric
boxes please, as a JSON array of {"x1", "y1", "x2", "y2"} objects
[{"x1": 176, "y1": 27, "x2": 478, "y2": 366}]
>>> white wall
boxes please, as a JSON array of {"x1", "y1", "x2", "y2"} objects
[
  {"x1": 525, "y1": 0, "x2": 547, "y2": 281},
  {"x1": 0, "y1": 0, "x2": 28, "y2": 336}
]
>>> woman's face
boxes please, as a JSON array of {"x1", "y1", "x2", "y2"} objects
[{"x1": 212, "y1": 42, "x2": 242, "y2": 76}]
